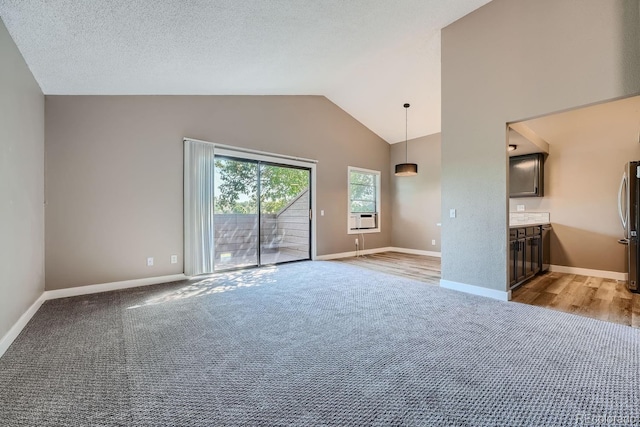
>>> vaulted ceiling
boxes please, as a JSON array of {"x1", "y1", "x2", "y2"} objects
[{"x1": 0, "y1": 0, "x2": 491, "y2": 142}]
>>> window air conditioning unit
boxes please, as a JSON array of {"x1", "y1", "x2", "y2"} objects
[{"x1": 349, "y1": 213, "x2": 378, "y2": 230}]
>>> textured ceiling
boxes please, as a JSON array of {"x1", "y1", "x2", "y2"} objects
[{"x1": 0, "y1": 0, "x2": 491, "y2": 142}]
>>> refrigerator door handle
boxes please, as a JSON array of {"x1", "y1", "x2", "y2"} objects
[{"x1": 618, "y1": 171, "x2": 628, "y2": 231}]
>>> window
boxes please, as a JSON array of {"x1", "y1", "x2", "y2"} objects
[{"x1": 348, "y1": 166, "x2": 381, "y2": 234}]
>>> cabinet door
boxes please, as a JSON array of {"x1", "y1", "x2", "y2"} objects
[
  {"x1": 509, "y1": 241, "x2": 517, "y2": 286},
  {"x1": 523, "y1": 236, "x2": 542, "y2": 277},
  {"x1": 516, "y1": 239, "x2": 526, "y2": 283},
  {"x1": 530, "y1": 235, "x2": 541, "y2": 275},
  {"x1": 524, "y1": 237, "x2": 535, "y2": 278},
  {"x1": 509, "y1": 153, "x2": 544, "y2": 198}
]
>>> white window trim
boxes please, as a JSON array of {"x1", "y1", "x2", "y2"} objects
[{"x1": 347, "y1": 166, "x2": 381, "y2": 234}]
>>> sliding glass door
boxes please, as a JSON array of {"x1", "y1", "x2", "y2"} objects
[
  {"x1": 213, "y1": 157, "x2": 259, "y2": 271},
  {"x1": 259, "y1": 163, "x2": 310, "y2": 264},
  {"x1": 212, "y1": 156, "x2": 310, "y2": 271}
]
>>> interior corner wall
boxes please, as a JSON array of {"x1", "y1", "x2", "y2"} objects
[
  {"x1": 0, "y1": 20, "x2": 45, "y2": 339},
  {"x1": 44, "y1": 95, "x2": 391, "y2": 290},
  {"x1": 390, "y1": 134, "x2": 441, "y2": 252},
  {"x1": 441, "y1": 0, "x2": 640, "y2": 291}
]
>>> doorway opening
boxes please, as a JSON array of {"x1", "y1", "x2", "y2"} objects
[{"x1": 506, "y1": 94, "x2": 640, "y2": 328}]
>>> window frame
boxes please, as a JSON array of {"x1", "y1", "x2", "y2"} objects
[{"x1": 347, "y1": 166, "x2": 381, "y2": 234}]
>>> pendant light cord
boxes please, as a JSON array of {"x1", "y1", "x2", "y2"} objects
[
  {"x1": 405, "y1": 107, "x2": 408, "y2": 162},
  {"x1": 394, "y1": 103, "x2": 416, "y2": 176},
  {"x1": 404, "y1": 103, "x2": 410, "y2": 162}
]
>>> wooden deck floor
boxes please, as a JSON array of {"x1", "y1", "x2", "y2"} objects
[{"x1": 333, "y1": 252, "x2": 640, "y2": 328}]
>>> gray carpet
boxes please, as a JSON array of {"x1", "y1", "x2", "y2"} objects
[{"x1": 1, "y1": 261, "x2": 639, "y2": 426}]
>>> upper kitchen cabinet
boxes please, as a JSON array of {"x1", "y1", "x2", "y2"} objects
[
  {"x1": 509, "y1": 153, "x2": 545, "y2": 198},
  {"x1": 507, "y1": 127, "x2": 548, "y2": 198}
]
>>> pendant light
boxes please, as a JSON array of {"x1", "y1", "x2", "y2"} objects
[{"x1": 395, "y1": 103, "x2": 418, "y2": 176}]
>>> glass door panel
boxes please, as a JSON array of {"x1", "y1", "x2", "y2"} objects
[
  {"x1": 213, "y1": 157, "x2": 259, "y2": 271},
  {"x1": 259, "y1": 163, "x2": 311, "y2": 264}
]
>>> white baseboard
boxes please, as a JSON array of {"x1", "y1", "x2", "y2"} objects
[
  {"x1": 316, "y1": 247, "x2": 392, "y2": 260},
  {"x1": 43, "y1": 274, "x2": 188, "y2": 300},
  {"x1": 440, "y1": 279, "x2": 511, "y2": 301},
  {"x1": 0, "y1": 294, "x2": 46, "y2": 358},
  {"x1": 388, "y1": 247, "x2": 441, "y2": 258},
  {"x1": 316, "y1": 246, "x2": 441, "y2": 261},
  {"x1": 548, "y1": 265, "x2": 627, "y2": 281},
  {"x1": 0, "y1": 274, "x2": 189, "y2": 359}
]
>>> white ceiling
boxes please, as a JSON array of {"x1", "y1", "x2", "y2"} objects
[{"x1": 0, "y1": 0, "x2": 491, "y2": 143}]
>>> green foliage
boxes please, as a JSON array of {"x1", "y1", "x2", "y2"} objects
[
  {"x1": 214, "y1": 159, "x2": 309, "y2": 214},
  {"x1": 213, "y1": 198, "x2": 256, "y2": 214},
  {"x1": 349, "y1": 171, "x2": 376, "y2": 213}
]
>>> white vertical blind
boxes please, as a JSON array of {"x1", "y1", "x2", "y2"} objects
[{"x1": 184, "y1": 140, "x2": 216, "y2": 276}]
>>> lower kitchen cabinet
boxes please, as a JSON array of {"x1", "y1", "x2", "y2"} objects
[
  {"x1": 528, "y1": 233, "x2": 541, "y2": 277},
  {"x1": 510, "y1": 225, "x2": 543, "y2": 289},
  {"x1": 509, "y1": 237, "x2": 524, "y2": 287}
]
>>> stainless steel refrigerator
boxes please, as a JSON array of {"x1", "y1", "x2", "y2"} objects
[{"x1": 618, "y1": 161, "x2": 639, "y2": 292}]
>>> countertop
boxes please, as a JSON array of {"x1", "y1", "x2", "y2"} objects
[{"x1": 509, "y1": 222, "x2": 551, "y2": 229}]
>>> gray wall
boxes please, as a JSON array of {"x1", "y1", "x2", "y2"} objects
[
  {"x1": 45, "y1": 96, "x2": 391, "y2": 290},
  {"x1": 390, "y1": 134, "x2": 441, "y2": 252},
  {"x1": 441, "y1": 0, "x2": 640, "y2": 291},
  {"x1": 0, "y1": 20, "x2": 45, "y2": 339}
]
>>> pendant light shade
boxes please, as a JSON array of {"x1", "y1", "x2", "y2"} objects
[
  {"x1": 395, "y1": 162, "x2": 418, "y2": 176},
  {"x1": 395, "y1": 103, "x2": 418, "y2": 176}
]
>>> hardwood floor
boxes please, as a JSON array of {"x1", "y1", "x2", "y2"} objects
[
  {"x1": 335, "y1": 251, "x2": 441, "y2": 285},
  {"x1": 512, "y1": 272, "x2": 640, "y2": 329},
  {"x1": 334, "y1": 252, "x2": 640, "y2": 329}
]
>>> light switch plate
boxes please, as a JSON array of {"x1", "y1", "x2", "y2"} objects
[
  {"x1": 431, "y1": 240, "x2": 436, "y2": 245},
  {"x1": 449, "y1": 209, "x2": 456, "y2": 218},
  {"x1": 170, "y1": 255, "x2": 178, "y2": 264},
  {"x1": 147, "y1": 257, "x2": 154, "y2": 266}
]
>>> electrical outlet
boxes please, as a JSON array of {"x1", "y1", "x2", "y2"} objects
[
  {"x1": 321, "y1": 210, "x2": 325, "y2": 216},
  {"x1": 147, "y1": 257, "x2": 154, "y2": 266},
  {"x1": 355, "y1": 238, "x2": 359, "y2": 246},
  {"x1": 517, "y1": 205, "x2": 525, "y2": 212},
  {"x1": 432, "y1": 239, "x2": 436, "y2": 246},
  {"x1": 170, "y1": 255, "x2": 178, "y2": 264}
]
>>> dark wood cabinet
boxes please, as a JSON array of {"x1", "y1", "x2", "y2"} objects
[
  {"x1": 509, "y1": 228, "x2": 526, "y2": 286},
  {"x1": 509, "y1": 153, "x2": 545, "y2": 198},
  {"x1": 528, "y1": 234, "x2": 541, "y2": 276},
  {"x1": 509, "y1": 240, "x2": 517, "y2": 287},
  {"x1": 510, "y1": 225, "x2": 543, "y2": 289}
]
